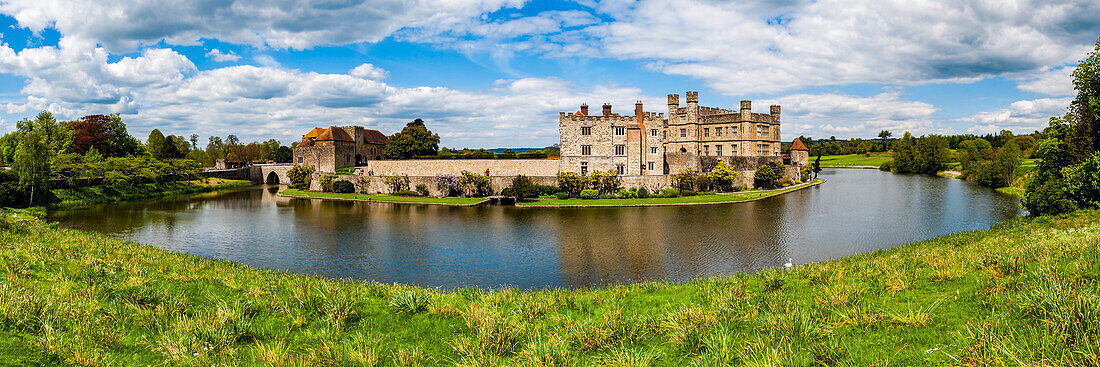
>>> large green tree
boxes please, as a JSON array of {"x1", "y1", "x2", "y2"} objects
[
  {"x1": 146, "y1": 129, "x2": 167, "y2": 159},
  {"x1": 14, "y1": 131, "x2": 52, "y2": 206},
  {"x1": 383, "y1": 119, "x2": 440, "y2": 159},
  {"x1": 106, "y1": 114, "x2": 144, "y2": 157},
  {"x1": 1024, "y1": 37, "x2": 1100, "y2": 215}
]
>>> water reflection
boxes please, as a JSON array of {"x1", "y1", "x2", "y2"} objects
[{"x1": 49, "y1": 169, "x2": 1024, "y2": 289}]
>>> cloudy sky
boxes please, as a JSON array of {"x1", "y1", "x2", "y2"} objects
[{"x1": 0, "y1": 0, "x2": 1097, "y2": 148}]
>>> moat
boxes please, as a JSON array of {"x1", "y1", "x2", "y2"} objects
[{"x1": 48, "y1": 168, "x2": 1024, "y2": 289}]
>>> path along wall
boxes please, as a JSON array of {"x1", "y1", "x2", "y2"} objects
[{"x1": 363, "y1": 159, "x2": 559, "y2": 177}]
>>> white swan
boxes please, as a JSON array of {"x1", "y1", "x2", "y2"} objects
[{"x1": 784, "y1": 257, "x2": 793, "y2": 268}]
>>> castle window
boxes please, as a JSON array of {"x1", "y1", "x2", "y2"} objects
[
  {"x1": 731, "y1": 144, "x2": 738, "y2": 156},
  {"x1": 715, "y1": 127, "x2": 722, "y2": 137},
  {"x1": 731, "y1": 126, "x2": 738, "y2": 136},
  {"x1": 614, "y1": 144, "x2": 625, "y2": 156},
  {"x1": 581, "y1": 126, "x2": 591, "y2": 136},
  {"x1": 680, "y1": 128, "x2": 687, "y2": 138},
  {"x1": 614, "y1": 126, "x2": 625, "y2": 136},
  {"x1": 650, "y1": 129, "x2": 657, "y2": 137},
  {"x1": 716, "y1": 145, "x2": 723, "y2": 156},
  {"x1": 582, "y1": 145, "x2": 591, "y2": 156},
  {"x1": 704, "y1": 128, "x2": 709, "y2": 137},
  {"x1": 757, "y1": 143, "x2": 770, "y2": 156},
  {"x1": 615, "y1": 164, "x2": 625, "y2": 174},
  {"x1": 650, "y1": 147, "x2": 658, "y2": 155},
  {"x1": 580, "y1": 162, "x2": 588, "y2": 175},
  {"x1": 647, "y1": 161, "x2": 655, "y2": 171},
  {"x1": 297, "y1": 156, "x2": 303, "y2": 163},
  {"x1": 704, "y1": 145, "x2": 709, "y2": 155}
]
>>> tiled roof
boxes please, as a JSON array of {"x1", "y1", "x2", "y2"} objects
[
  {"x1": 363, "y1": 129, "x2": 388, "y2": 144},
  {"x1": 316, "y1": 126, "x2": 353, "y2": 142},
  {"x1": 790, "y1": 138, "x2": 809, "y2": 151},
  {"x1": 303, "y1": 127, "x2": 326, "y2": 139}
]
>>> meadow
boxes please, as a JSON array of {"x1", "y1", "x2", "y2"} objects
[
  {"x1": 814, "y1": 152, "x2": 893, "y2": 168},
  {"x1": 48, "y1": 178, "x2": 251, "y2": 208},
  {"x1": 1, "y1": 206, "x2": 1098, "y2": 366}
]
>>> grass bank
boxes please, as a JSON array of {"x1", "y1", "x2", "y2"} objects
[
  {"x1": 2, "y1": 208, "x2": 1098, "y2": 365},
  {"x1": 279, "y1": 188, "x2": 488, "y2": 206},
  {"x1": 519, "y1": 179, "x2": 824, "y2": 207},
  {"x1": 48, "y1": 177, "x2": 251, "y2": 209}
]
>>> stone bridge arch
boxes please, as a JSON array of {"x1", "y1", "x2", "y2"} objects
[{"x1": 249, "y1": 164, "x2": 294, "y2": 185}]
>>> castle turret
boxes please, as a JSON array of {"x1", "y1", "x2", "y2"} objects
[
  {"x1": 667, "y1": 94, "x2": 679, "y2": 109},
  {"x1": 602, "y1": 103, "x2": 612, "y2": 116},
  {"x1": 686, "y1": 91, "x2": 698, "y2": 108},
  {"x1": 770, "y1": 105, "x2": 780, "y2": 122},
  {"x1": 580, "y1": 104, "x2": 588, "y2": 116},
  {"x1": 740, "y1": 100, "x2": 752, "y2": 120}
]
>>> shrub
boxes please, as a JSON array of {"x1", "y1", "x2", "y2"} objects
[
  {"x1": 1023, "y1": 178, "x2": 1077, "y2": 215},
  {"x1": 879, "y1": 160, "x2": 894, "y2": 171},
  {"x1": 393, "y1": 190, "x2": 420, "y2": 197},
  {"x1": 556, "y1": 172, "x2": 589, "y2": 197},
  {"x1": 710, "y1": 161, "x2": 739, "y2": 192},
  {"x1": 593, "y1": 170, "x2": 622, "y2": 194},
  {"x1": 598, "y1": 194, "x2": 617, "y2": 199},
  {"x1": 382, "y1": 174, "x2": 410, "y2": 193},
  {"x1": 332, "y1": 180, "x2": 355, "y2": 193},
  {"x1": 617, "y1": 188, "x2": 636, "y2": 198},
  {"x1": 535, "y1": 184, "x2": 561, "y2": 197},
  {"x1": 660, "y1": 188, "x2": 680, "y2": 198},
  {"x1": 286, "y1": 164, "x2": 314, "y2": 189},
  {"x1": 695, "y1": 175, "x2": 713, "y2": 192},
  {"x1": 800, "y1": 166, "x2": 813, "y2": 182},
  {"x1": 753, "y1": 161, "x2": 784, "y2": 189},
  {"x1": 699, "y1": 191, "x2": 715, "y2": 195},
  {"x1": 389, "y1": 291, "x2": 431, "y2": 314},
  {"x1": 510, "y1": 175, "x2": 537, "y2": 201},
  {"x1": 672, "y1": 170, "x2": 697, "y2": 191},
  {"x1": 459, "y1": 170, "x2": 492, "y2": 197},
  {"x1": 579, "y1": 189, "x2": 599, "y2": 199},
  {"x1": 637, "y1": 187, "x2": 650, "y2": 198},
  {"x1": 319, "y1": 175, "x2": 336, "y2": 192},
  {"x1": 681, "y1": 189, "x2": 697, "y2": 196},
  {"x1": 778, "y1": 177, "x2": 795, "y2": 188},
  {"x1": 434, "y1": 174, "x2": 460, "y2": 197},
  {"x1": 555, "y1": 192, "x2": 570, "y2": 199},
  {"x1": 415, "y1": 184, "x2": 429, "y2": 196}
]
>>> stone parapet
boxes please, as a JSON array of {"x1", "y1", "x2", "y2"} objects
[{"x1": 363, "y1": 159, "x2": 559, "y2": 177}]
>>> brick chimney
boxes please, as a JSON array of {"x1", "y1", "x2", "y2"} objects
[
  {"x1": 580, "y1": 104, "x2": 588, "y2": 116},
  {"x1": 635, "y1": 101, "x2": 644, "y2": 124},
  {"x1": 602, "y1": 103, "x2": 612, "y2": 116}
]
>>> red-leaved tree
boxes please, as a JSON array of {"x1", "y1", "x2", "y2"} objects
[{"x1": 69, "y1": 115, "x2": 113, "y2": 155}]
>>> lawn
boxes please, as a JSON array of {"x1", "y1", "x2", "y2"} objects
[
  {"x1": 815, "y1": 152, "x2": 893, "y2": 167},
  {"x1": 279, "y1": 188, "x2": 488, "y2": 205},
  {"x1": 519, "y1": 179, "x2": 824, "y2": 206},
  {"x1": 1, "y1": 207, "x2": 1098, "y2": 365}
]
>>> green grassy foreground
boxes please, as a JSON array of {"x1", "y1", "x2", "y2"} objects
[
  {"x1": 279, "y1": 188, "x2": 488, "y2": 205},
  {"x1": 2, "y1": 208, "x2": 1099, "y2": 366},
  {"x1": 519, "y1": 179, "x2": 824, "y2": 207},
  {"x1": 49, "y1": 178, "x2": 251, "y2": 208}
]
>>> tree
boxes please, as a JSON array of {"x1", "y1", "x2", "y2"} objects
[
  {"x1": 14, "y1": 131, "x2": 52, "y2": 206},
  {"x1": 710, "y1": 161, "x2": 739, "y2": 191},
  {"x1": 189, "y1": 134, "x2": 200, "y2": 150},
  {"x1": 106, "y1": 115, "x2": 143, "y2": 157},
  {"x1": 510, "y1": 175, "x2": 536, "y2": 201},
  {"x1": 812, "y1": 152, "x2": 822, "y2": 179},
  {"x1": 556, "y1": 172, "x2": 589, "y2": 197},
  {"x1": 383, "y1": 119, "x2": 441, "y2": 159},
  {"x1": 273, "y1": 146, "x2": 293, "y2": 163},
  {"x1": 878, "y1": 130, "x2": 892, "y2": 151},
  {"x1": 672, "y1": 170, "x2": 697, "y2": 193},
  {"x1": 753, "y1": 161, "x2": 784, "y2": 189},
  {"x1": 146, "y1": 129, "x2": 166, "y2": 159},
  {"x1": 69, "y1": 115, "x2": 112, "y2": 155}
]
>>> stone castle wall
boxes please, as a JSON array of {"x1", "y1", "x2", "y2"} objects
[{"x1": 363, "y1": 159, "x2": 559, "y2": 177}]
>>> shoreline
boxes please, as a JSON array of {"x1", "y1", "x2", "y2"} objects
[
  {"x1": 518, "y1": 179, "x2": 825, "y2": 207},
  {"x1": 47, "y1": 178, "x2": 252, "y2": 210},
  {"x1": 277, "y1": 189, "x2": 490, "y2": 206}
]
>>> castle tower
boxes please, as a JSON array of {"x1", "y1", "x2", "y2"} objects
[
  {"x1": 740, "y1": 100, "x2": 752, "y2": 120},
  {"x1": 770, "y1": 105, "x2": 780, "y2": 122},
  {"x1": 667, "y1": 93, "x2": 679, "y2": 109}
]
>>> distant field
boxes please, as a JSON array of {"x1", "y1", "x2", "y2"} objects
[{"x1": 816, "y1": 153, "x2": 892, "y2": 168}]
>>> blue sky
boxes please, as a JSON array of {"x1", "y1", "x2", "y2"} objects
[{"x1": 0, "y1": 0, "x2": 1097, "y2": 148}]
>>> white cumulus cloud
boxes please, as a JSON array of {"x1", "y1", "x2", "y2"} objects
[{"x1": 205, "y1": 48, "x2": 240, "y2": 62}]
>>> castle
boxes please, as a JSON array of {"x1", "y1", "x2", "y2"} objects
[
  {"x1": 282, "y1": 91, "x2": 808, "y2": 193},
  {"x1": 560, "y1": 91, "x2": 806, "y2": 180}
]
